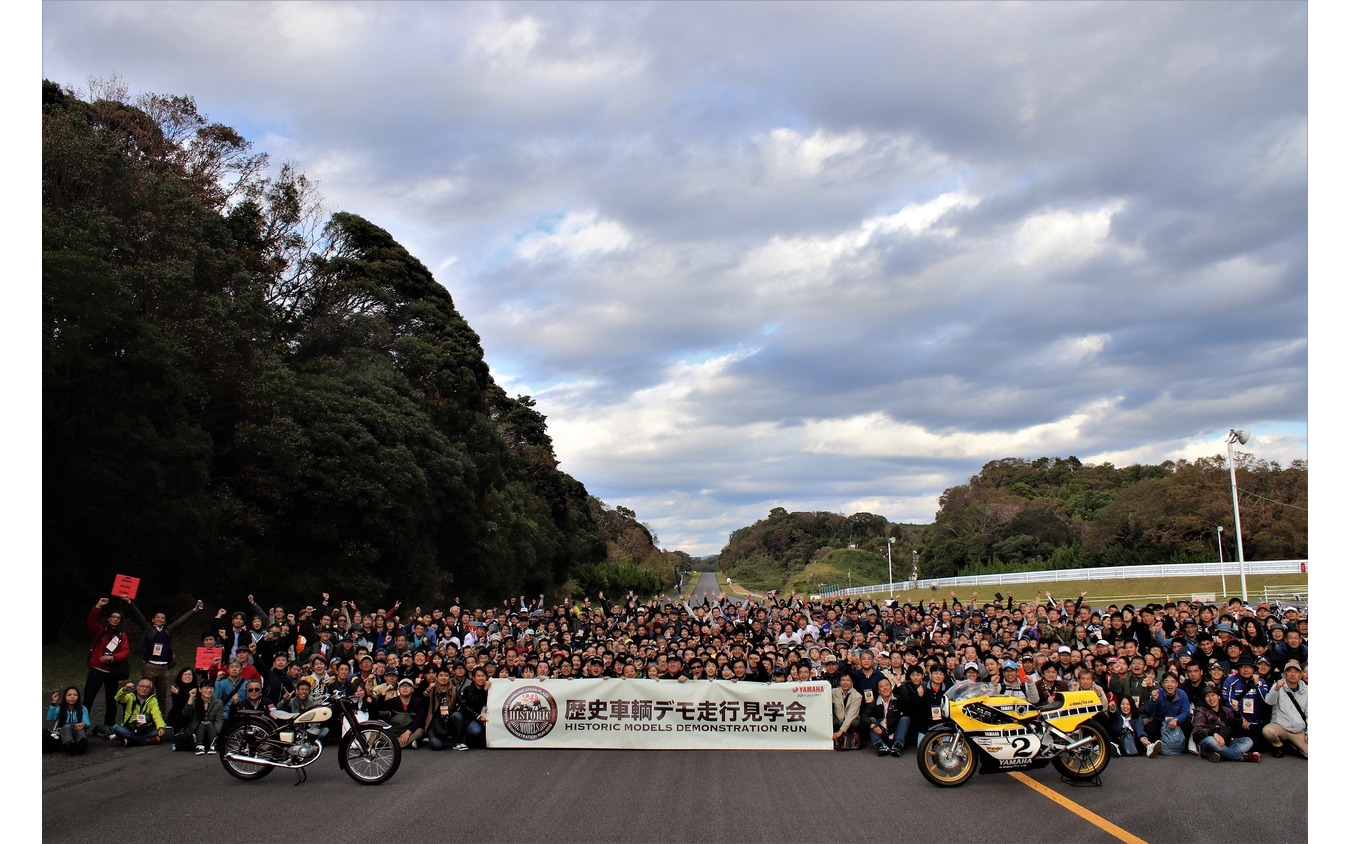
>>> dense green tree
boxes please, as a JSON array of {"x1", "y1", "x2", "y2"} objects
[{"x1": 42, "y1": 80, "x2": 656, "y2": 639}]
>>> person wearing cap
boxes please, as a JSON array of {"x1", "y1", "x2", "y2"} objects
[
  {"x1": 994, "y1": 660, "x2": 1041, "y2": 705},
  {"x1": 961, "y1": 662, "x2": 980, "y2": 683},
  {"x1": 1261, "y1": 661, "x2": 1308, "y2": 758},
  {"x1": 1222, "y1": 653, "x2": 1269, "y2": 747},
  {"x1": 368, "y1": 676, "x2": 426, "y2": 749},
  {"x1": 1192, "y1": 685, "x2": 1260, "y2": 763}
]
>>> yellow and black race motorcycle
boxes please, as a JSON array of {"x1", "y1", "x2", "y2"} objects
[{"x1": 917, "y1": 680, "x2": 1109, "y2": 788}]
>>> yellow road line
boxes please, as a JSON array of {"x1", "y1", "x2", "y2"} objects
[{"x1": 1008, "y1": 771, "x2": 1147, "y2": 844}]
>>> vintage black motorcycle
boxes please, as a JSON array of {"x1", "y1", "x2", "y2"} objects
[{"x1": 218, "y1": 688, "x2": 401, "y2": 785}]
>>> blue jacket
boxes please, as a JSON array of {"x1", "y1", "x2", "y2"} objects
[
  {"x1": 46, "y1": 704, "x2": 91, "y2": 729},
  {"x1": 1222, "y1": 673, "x2": 1269, "y2": 724},
  {"x1": 1144, "y1": 687, "x2": 1190, "y2": 725}
]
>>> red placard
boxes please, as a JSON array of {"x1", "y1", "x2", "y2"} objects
[
  {"x1": 111, "y1": 574, "x2": 140, "y2": 599},
  {"x1": 196, "y1": 647, "x2": 223, "y2": 670}
]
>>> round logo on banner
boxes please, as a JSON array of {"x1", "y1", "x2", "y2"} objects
[{"x1": 502, "y1": 686, "x2": 558, "y2": 741}]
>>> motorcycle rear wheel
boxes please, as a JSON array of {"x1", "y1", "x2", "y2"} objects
[
  {"x1": 218, "y1": 720, "x2": 275, "y2": 781},
  {"x1": 917, "y1": 728, "x2": 977, "y2": 788},
  {"x1": 339, "y1": 727, "x2": 401, "y2": 785},
  {"x1": 1052, "y1": 721, "x2": 1111, "y2": 780}
]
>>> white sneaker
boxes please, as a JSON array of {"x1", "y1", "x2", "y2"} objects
[
  {"x1": 453, "y1": 743, "x2": 468, "y2": 751},
  {"x1": 1145, "y1": 740, "x2": 1160, "y2": 758},
  {"x1": 195, "y1": 745, "x2": 206, "y2": 756}
]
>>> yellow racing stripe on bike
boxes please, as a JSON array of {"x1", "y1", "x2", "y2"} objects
[{"x1": 1008, "y1": 772, "x2": 1147, "y2": 844}]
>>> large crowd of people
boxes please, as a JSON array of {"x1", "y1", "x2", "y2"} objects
[{"x1": 48, "y1": 585, "x2": 1308, "y2": 766}]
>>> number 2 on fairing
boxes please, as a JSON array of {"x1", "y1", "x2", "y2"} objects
[{"x1": 1011, "y1": 736, "x2": 1035, "y2": 757}]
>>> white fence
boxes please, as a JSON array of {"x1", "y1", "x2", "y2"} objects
[{"x1": 819, "y1": 560, "x2": 1308, "y2": 599}]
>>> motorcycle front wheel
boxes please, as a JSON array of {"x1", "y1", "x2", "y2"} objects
[
  {"x1": 1052, "y1": 721, "x2": 1111, "y2": 780},
  {"x1": 218, "y1": 720, "x2": 274, "y2": 781},
  {"x1": 917, "y1": 728, "x2": 977, "y2": 788},
  {"x1": 339, "y1": 727, "x2": 401, "y2": 785}
]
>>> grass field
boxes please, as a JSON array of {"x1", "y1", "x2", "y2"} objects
[
  {"x1": 820, "y1": 572, "x2": 1308, "y2": 608},
  {"x1": 43, "y1": 637, "x2": 124, "y2": 694}
]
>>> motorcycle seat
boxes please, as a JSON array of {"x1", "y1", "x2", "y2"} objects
[
  {"x1": 1036, "y1": 694, "x2": 1065, "y2": 712},
  {"x1": 271, "y1": 710, "x2": 300, "y2": 720}
]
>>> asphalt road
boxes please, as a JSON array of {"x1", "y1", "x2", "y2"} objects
[{"x1": 43, "y1": 738, "x2": 1306, "y2": 843}]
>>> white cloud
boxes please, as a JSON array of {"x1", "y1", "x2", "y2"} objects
[
  {"x1": 739, "y1": 191, "x2": 978, "y2": 284},
  {"x1": 758, "y1": 127, "x2": 868, "y2": 180},
  {"x1": 514, "y1": 211, "x2": 632, "y2": 261},
  {"x1": 1012, "y1": 203, "x2": 1127, "y2": 268}
]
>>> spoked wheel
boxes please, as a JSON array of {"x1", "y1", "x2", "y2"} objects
[
  {"x1": 1052, "y1": 721, "x2": 1111, "y2": 780},
  {"x1": 912, "y1": 729, "x2": 977, "y2": 788},
  {"x1": 339, "y1": 727, "x2": 401, "y2": 785},
  {"x1": 917, "y1": 728, "x2": 977, "y2": 788},
  {"x1": 218, "y1": 720, "x2": 274, "y2": 781}
]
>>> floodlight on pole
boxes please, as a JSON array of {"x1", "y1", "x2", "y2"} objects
[
  {"x1": 1226, "y1": 428, "x2": 1252, "y2": 602},
  {"x1": 887, "y1": 537, "x2": 896, "y2": 597}
]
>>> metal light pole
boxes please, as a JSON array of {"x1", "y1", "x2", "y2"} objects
[
  {"x1": 887, "y1": 537, "x2": 896, "y2": 596},
  {"x1": 1217, "y1": 525, "x2": 1226, "y2": 597},
  {"x1": 912, "y1": 550, "x2": 919, "y2": 583},
  {"x1": 1226, "y1": 428, "x2": 1252, "y2": 602}
]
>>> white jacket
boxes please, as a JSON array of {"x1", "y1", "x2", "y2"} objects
[{"x1": 1263, "y1": 681, "x2": 1308, "y2": 732}]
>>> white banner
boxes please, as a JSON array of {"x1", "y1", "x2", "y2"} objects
[{"x1": 486, "y1": 678, "x2": 833, "y2": 750}]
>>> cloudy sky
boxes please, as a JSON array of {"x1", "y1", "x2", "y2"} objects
[{"x1": 41, "y1": 1, "x2": 1310, "y2": 556}]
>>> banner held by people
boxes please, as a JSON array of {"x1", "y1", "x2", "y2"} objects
[{"x1": 487, "y1": 678, "x2": 833, "y2": 750}]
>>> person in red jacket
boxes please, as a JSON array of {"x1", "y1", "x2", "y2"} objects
[{"x1": 84, "y1": 597, "x2": 132, "y2": 728}]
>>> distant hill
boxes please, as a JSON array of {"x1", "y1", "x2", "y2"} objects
[
  {"x1": 717, "y1": 508, "x2": 926, "y2": 592},
  {"x1": 716, "y1": 454, "x2": 1306, "y2": 591},
  {"x1": 922, "y1": 455, "x2": 1306, "y2": 578}
]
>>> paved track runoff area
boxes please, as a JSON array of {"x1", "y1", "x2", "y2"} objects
[{"x1": 43, "y1": 739, "x2": 1307, "y2": 843}]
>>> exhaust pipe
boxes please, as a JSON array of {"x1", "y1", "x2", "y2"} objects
[
  {"x1": 1063, "y1": 735, "x2": 1099, "y2": 752},
  {"x1": 224, "y1": 747, "x2": 321, "y2": 769},
  {"x1": 224, "y1": 752, "x2": 294, "y2": 768}
]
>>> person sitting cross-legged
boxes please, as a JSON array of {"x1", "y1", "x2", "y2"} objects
[
  {"x1": 111, "y1": 679, "x2": 167, "y2": 747},
  {"x1": 1192, "y1": 685, "x2": 1259, "y2": 763}
]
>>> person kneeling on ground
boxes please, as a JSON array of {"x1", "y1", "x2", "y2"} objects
[{"x1": 1192, "y1": 685, "x2": 1259, "y2": 763}]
